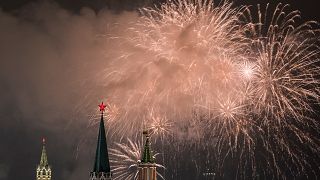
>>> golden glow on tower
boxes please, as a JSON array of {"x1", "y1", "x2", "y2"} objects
[{"x1": 36, "y1": 138, "x2": 52, "y2": 180}]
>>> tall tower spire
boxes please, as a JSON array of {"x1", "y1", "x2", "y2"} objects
[
  {"x1": 36, "y1": 138, "x2": 52, "y2": 180},
  {"x1": 138, "y1": 130, "x2": 157, "y2": 180},
  {"x1": 90, "y1": 102, "x2": 112, "y2": 180}
]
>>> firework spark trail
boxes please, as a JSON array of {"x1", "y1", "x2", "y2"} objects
[
  {"x1": 147, "y1": 109, "x2": 173, "y2": 141},
  {"x1": 239, "y1": 3, "x2": 320, "y2": 178},
  {"x1": 243, "y1": 4, "x2": 320, "y2": 122},
  {"x1": 110, "y1": 139, "x2": 165, "y2": 180},
  {"x1": 96, "y1": 0, "x2": 320, "y2": 178}
]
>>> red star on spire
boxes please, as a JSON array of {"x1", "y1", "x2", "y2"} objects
[
  {"x1": 98, "y1": 102, "x2": 107, "y2": 113},
  {"x1": 42, "y1": 137, "x2": 46, "y2": 144}
]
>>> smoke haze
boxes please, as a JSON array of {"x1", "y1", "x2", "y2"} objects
[{"x1": 0, "y1": 1, "x2": 141, "y2": 179}]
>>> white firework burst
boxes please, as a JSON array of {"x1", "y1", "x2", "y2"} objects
[{"x1": 110, "y1": 139, "x2": 165, "y2": 180}]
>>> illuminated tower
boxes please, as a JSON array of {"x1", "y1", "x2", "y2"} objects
[
  {"x1": 138, "y1": 131, "x2": 157, "y2": 180},
  {"x1": 90, "y1": 102, "x2": 112, "y2": 180},
  {"x1": 36, "y1": 138, "x2": 52, "y2": 180}
]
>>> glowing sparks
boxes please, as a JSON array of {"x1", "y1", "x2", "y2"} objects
[
  {"x1": 98, "y1": 0, "x2": 320, "y2": 178},
  {"x1": 105, "y1": 103, "x2": 120, "y2": 123},
  {"x1": 238, "y1": 61, "x2": 255, "y2": 80},
  {"x1": 149, "y1": 115, "x2": 173, "y2": 140}
]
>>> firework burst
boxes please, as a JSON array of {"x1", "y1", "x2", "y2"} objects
[
  {"x1": 240, "y1": 3, "x2": 320, "y2": 178},
  {"x1": 243, "y1": 3, "x2": 320, "y2": 122},
  {"x1": 104, "y1": 0, "x2": 249, "y2": 139},
  {"x1": 147, "y1": 111, "x2": 173, "y2": 141}
]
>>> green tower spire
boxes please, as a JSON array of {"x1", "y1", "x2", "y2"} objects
[
  {"x1": 93, "y1": 114, "x2": 111, "y2": 173},
  {"x1": 141, "y1": 130, "x2": 154, "y2": 163},
  {"x1": 90, "y1": 102, "x2": 112, "y2": 180},
  {"x1": 138, "y1": 130, "x2": 157, "y2": 180}
]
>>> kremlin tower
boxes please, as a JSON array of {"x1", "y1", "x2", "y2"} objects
[
  {"x1": 36, "y1": 138, "x2": 52, "y2": 180},
  {"x1": 89, "y1": 102, "x2": 112, "y2": 180},
  {"x1": 137, "y1": 130, "x2": 157, "y2": 180}
]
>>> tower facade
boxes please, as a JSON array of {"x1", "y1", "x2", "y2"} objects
[
  {"x1": 36, "y1": 138, "x2": 52, "y2": 180},
  {"x1": 90, "y1": 102, "x2": 112, "y2": 180},
  {"x1": 138, "y1": 131, "x2": 157, "y2": 180}
]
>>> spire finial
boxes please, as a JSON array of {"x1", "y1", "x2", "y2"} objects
[
  {"x1": 39, "y1": 137, "x2": 49, "y2": 167},
  {"x1": 143, "y1": 129, "x2": 150, "y2": 137},
  {"x1": 98, "y1": 102, "x2": 107, "y2": 115}
]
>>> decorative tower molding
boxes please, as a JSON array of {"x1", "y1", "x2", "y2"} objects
[
  {"x1": 138, "y1": 130, "x2": 157, "y2": 180},
  {"x1": 36, "y1": 138, "x2": 52, "y2": 180},
  {"x1": 90, "y1": 102, "x2": 112, "y2": 180}
]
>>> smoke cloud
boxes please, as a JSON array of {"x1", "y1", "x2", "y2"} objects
[{"x1": 0, "y1": 1, "x2": 141, "y2": 179}]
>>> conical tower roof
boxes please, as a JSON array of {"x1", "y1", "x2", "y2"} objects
[
  {"x1": 92, "y1": 104, "x2": 111, "y2": 174},
  {"x1": 39, "y1": 138, "x2": 49, "y2": 167}
]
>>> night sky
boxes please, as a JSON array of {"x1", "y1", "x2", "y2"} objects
[{"x1": 0, "y1": 0, "x2": 320, "y2": 180}]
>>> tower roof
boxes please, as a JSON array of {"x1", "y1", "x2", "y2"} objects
[
  {"x1": 39, "y1": 138, "x2": 49, "y2": 167},
  {"x1": 92, "y1": 113, "x2": 111, "y2": 173},
  {"x1": 141, "y1": 130, "x2": 155, "y2": 163}
]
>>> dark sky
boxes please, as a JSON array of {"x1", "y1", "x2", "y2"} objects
[
  {"x1": 0, "y1": 0, "x2": 319, "y2": 180},
  {"x1": 1, "y1": 0, "x2": 320, "y2": 21}
]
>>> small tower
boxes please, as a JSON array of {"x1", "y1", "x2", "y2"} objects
[
  {"x1": 138, "y1": 130, "x2": 157, "y2": 180},
  {"x1": 90, "y1": 102, "x2": 112, "y2": 180},
  {"x1": 36, "y1": 138, "x2": 52, "y2": 180}
]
